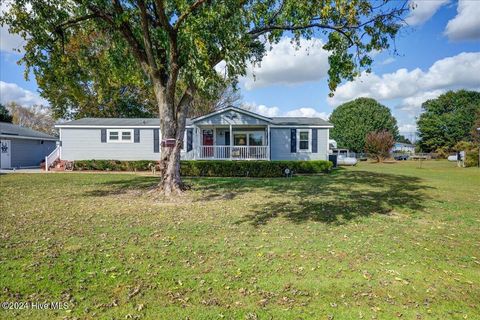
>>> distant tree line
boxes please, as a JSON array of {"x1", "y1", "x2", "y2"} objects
[{"x1": 329, "y1": 90, "x2": 480, "y2": 159}]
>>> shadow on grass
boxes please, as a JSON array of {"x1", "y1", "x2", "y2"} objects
[
  {"x1": 82, "y1": 175, "x2": 158, "y2": 197},
  {"x1": 234, "y1": 170, "x2": 430, "y2": 226},
  {"x1": 82, "y1": 169, "x2": 431, "y2": 226}
]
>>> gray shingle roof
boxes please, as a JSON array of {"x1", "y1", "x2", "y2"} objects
[
  {"x1": 57, "y1": 115, "x2": 332, "y2": 127},
  {"x1": 271, "y1": 117, "x2": 332, "y2": 126},
  {"x1": 0, "y1": 122, "x2": 57, "y2": 140},
  {"x1": 57, "y1": 118, "x2": 194, "y2": 126}
]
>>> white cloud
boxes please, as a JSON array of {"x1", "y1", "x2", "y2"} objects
[
  {"x1": 244, "y1": 102, "x2": 329, "y2": 120},
  {"x1": 397, "y1": 89, "x2": 446, "y2": 112},
  {"x1": 0, "y1": 26, "x2": 25, "y2": 53},
  {"x1": 328, "y1": 52, "x2": 480, "y2": 113},
  {"x1": 243, "y1": 37, "x2": 330, "y2": 90},
  {"x1": 243, "y1": 102, "x2": 280, "y2": 117},
  {"x1": 398, "y1": 123, "x2": 417, "y2": 133},
  {"x1": 445, "y1": 0, "x2": 480, "y2": 41},
  {"x1": 0, "y1": 81, "x2": 48, "y2": 106},
  {"x1": 379, "y1": 57, "x2": 396, "y2": 66},
  {"x1": 284, "y1": 107, "x2": 330, "y2": 120},
  {"x1": 0, "y1": 1, "x2": 26, "y2": 53},
  {"x1": 405, "y1": 0, "x2": 449, "y2": 26}
]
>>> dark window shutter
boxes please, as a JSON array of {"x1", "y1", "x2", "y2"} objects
[
  {"x1": 134, "y1": 129, "x2": 140, "y2": 143},
  {"x1": 225, "y1": 131, "x2": 230, "y2": 146},
  {"x1": 290, "y1": 128, "x2": 296, "y2": 153},
  {"x1": 153, "y1": 129, "x2": 159, "y2": 153},
  {"x1": 187, "y1": 128, "x2": 193, "y2": 151},
  {"x1": 101, "y1": 129, "x2": 107, "y2": 143},
  {"x1": 312, "y1": 128, "x2": 318, "y2": 153}
]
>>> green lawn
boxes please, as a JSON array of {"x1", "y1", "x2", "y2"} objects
[{"x1": 0, "y1": 161, "x2": 479, "y2": 319}]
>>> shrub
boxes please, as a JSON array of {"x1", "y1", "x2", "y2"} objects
[
  {"x1": 180, "y1": 160, "x2": 332, "y2": 177},
  {"x1": 365, "y1": 131, "x2": 395, "y2": 162},
  {"x1": 74, "y1": 160, "x2": 153, "y2": 171},
  {"x1": 73, "y1": 160, "x2": 333, "y2": 177}
]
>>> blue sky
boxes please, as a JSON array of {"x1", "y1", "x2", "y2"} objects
[{"x1": 1, "y1": 0, "x2": 479, "y2": 138}]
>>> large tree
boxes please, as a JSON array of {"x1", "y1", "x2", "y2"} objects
[
  {"x1": 2, "y1": 0, "x2": 408, "y2": 195},
  {"x1": 417, "y1": 90, "x2": 480, "y2": 152},
  {"x1": 329, "y1": 97, "x2": 399, "y2": 152}
]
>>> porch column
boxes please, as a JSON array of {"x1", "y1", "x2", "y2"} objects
[
  {"x1": 229, "y1": 124, "x2": 233, "y2": 160},
  {"x1": 267, "y1": 125, "x2": 271, "y2": 160}
]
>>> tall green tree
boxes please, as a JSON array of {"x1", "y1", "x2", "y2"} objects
[
  {"x1": 417, "y1": 90, "x2": 480, "y2": 152},
  {"x1": 329, "y1": 97, "x2": 399, "y2": 152},
  {"x1": 0, "y1": 103, "x2": 13, "y2": 123},
  {"x1": 2, "y1": 0, "x2": 408, "y2": 195}
]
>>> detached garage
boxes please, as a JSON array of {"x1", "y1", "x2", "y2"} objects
[{"x1": 0, "y1": 122, "x2": 58, "y2": 169}]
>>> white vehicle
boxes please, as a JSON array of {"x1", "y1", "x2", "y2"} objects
[
  {"x1": 447, "y1": 155, "x2": 457, "y2": 162},
  {"x1": 337, "y1": 154, "x2": 358, "y2": 166}
]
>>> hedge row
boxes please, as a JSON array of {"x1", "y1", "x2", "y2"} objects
[
  {"x1": 180, "y1": 160, "x2": 332, "y2": 177},
  {"x1": 74, "y1": 160, "x2": 153, "y2": 171},
  {"x1": 73, "y1": 160, "x2": 332, "y2": 177}
]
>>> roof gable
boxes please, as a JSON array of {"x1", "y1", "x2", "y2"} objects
[{"x1": 192, "y1": 106, "x2": 272, "y2": 125}]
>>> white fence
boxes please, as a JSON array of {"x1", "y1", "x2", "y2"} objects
[{"x1": 197, "y1": 146, "x2": 268, "y2": 160}]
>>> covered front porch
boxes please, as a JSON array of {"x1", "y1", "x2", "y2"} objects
[{"x1": 195, "y1": 125, "x2": 270, "y2": 160}]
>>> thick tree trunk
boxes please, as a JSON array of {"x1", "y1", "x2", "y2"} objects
[
  {"x1": 158, "y1": 140, "x2": 185, "y2": 195},
  {"x1": 153, "y1": 81, "x2": 190, "y2": 196}
]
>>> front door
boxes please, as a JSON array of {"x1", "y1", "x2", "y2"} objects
[
  {"x1": 0, "y1": 140, "x2": 11, "y2": 169},
  {"x1": 202, "y1": 129, "x2": 214, "y2": 157}
]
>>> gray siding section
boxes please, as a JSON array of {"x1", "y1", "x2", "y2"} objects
[
  {"x1": 61, "y1": 128, "x2": 194, "y2": 161},
  {"x1": 270, "y1": 128, "x2": 328, "y2": 161},
  {"x1": 10, "y1": 138, "x2": 56, "y2": 167},
  {"x1": 195, "y1": 110, "x2": 269, "y2": 126}
]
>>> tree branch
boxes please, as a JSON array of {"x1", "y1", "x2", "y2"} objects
[
  {"x1": 249, "y1": 23, "x2": 355, "y2": 46},
  {"x1": 137, "y1": 0, "x2": 158, "y2": 73},
  {"x1": 56, "y1": 14, "x2": 98, "y2": 30},
  {"x1": 173, "y1": 0, "x2": 209, "y2": 30},
  {"x1": 153, "y1": 0, "x2": 176, "y2": 41},
  {"x1": 86, "y1": 2, "x2": 151, "y2": 77}
]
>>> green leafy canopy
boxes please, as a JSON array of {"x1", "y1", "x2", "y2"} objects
[
  {"x1": 417, "y1": 90, "x2": 480, "y2": 152},
  {"x1": 329, "y1": 97, "x2": 399, "y2": 152},
  {"x1": 1, "y1": 0, "x2": 409, "y2": 119}
]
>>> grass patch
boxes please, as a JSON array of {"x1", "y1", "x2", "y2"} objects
[{"x1": 0, "y1": 160, "x2": 479, "y2": 319}]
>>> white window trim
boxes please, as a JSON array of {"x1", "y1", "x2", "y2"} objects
[
  {"x1": 297, "y1": 129, "x2": 311, "y2": 152},
  {"x1": 233, "y1": 131, "x2": 265, "y2": 146},
  {"x1": 107, "y1": 129, "x2": 134, "y2": 143}
]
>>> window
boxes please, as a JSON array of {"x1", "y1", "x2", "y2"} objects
[
  {"x1": 234, "y1": 133, "x2": 247, "y2": 146},
  {"x1": 249, "y1": 132, "x2": 264, "y2": 146},
  {"x1": 233, "y1": 132, "x2": 264, "y2": 146},
  {"x1": 107, "y1": 129, "x2": 133, "y2": 143},
  {"x1": 298, "y1": 129, "x2": 311, "y2": 152}
]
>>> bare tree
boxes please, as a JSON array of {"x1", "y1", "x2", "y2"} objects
[
  {"x1": 6, "y1": 102, "x2": 56, "y2": 136},
  {"x1": 365, "y1": 131, "x2": 394, "y2": 162}
]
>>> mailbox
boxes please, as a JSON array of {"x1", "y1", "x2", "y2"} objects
[{"x1": 161, "y1": 139, "x2": 176, "y2": 148}]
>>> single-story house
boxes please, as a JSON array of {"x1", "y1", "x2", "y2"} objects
[
  {"x1": 0, "y1": 122, "x2": 58, "y2": 169},
  {"x1": 392, "y1": 142, "x2": 415, "y2": 153},
  {"x1": 55, "y1": 106, "x2": 333, "y2": 162}
]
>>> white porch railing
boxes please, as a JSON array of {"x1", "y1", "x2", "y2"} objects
[
  {"x1": 45, "y1": 146, "x2": 60, "y2": 171},
  {"x1": 197, "y1": 146, "x2": 268, "y2": 160}
]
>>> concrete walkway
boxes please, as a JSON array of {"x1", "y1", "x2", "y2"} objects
[{"x1": 0, "y1": 168, "x2": 43, "y2": 174}]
